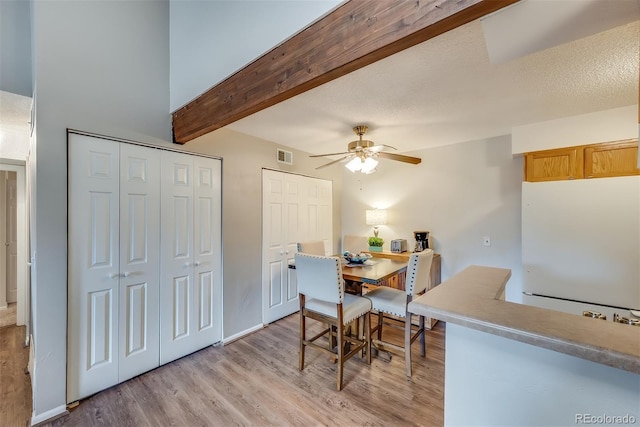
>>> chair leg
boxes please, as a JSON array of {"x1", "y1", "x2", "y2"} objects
[
  {"x1": 337, "y1": 320, "x2": 344, "y2": 391},
  {"x1": 364, "y1": 313, "x2": 371, "y2": 364},
  {"x1": 405, "y1": 314, "x2": 412, "y2": 378},
  {"x1": 377, "y1": 311, "x2": 383, "y2": 340},
  {"x1": 299, "y1": 298, "x2": 305, "y2": 371},
  {"x1": 419, "y1": 315, "x2": 426, "y2": 357}
]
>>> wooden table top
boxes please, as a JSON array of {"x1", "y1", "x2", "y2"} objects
[{"x1": 341, "y1": 258, "x2": 407, "y2": 285}]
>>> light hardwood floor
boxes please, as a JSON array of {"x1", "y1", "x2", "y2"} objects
[
  {"x1": 14, "y1": 314, "x2": 444, "y2": 426},
  {"x1": 0, "y1": 303, "x2": 17, "y2": 328},
  {"x1": 0, "y1": 324, "x2": 31, "y2": 427}
]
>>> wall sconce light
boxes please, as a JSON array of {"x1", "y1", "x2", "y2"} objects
[{"x1": 366, "y1": 209, "x2": 387, "y2": 237}]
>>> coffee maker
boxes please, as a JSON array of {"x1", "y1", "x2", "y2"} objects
[{"x1": 414, "y1": 231, "x2": 431, "y2": 252}]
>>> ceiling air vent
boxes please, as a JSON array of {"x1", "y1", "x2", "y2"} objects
[{"x1": 277, "y1": 148, "x2": 293, "y2": 165}]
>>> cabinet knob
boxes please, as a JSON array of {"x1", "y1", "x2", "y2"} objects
[{"x1": 193, "y1": 261, "x2": 201, "y2": 267}]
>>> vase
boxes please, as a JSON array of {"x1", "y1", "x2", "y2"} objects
[{"x1": 369, "y1": 246, "x2": 383, "y2": 252}]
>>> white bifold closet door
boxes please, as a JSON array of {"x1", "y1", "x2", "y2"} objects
[
  {"x1": 262, "y1": 170, "x2": 332, "y2": 324},
  {"x1": 160, "y1": 151, "x2": 222, "y2": 364},
  {"x1": 68, "y1": 135, "x2": 160, "y2": 402}
]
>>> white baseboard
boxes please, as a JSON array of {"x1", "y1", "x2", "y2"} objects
[
  {"x1": 222, "y1": 323, "x2": 264, "y2": 345},
  {"x1": 31, "y1": 404, "x2": 68, "y2": 426}
]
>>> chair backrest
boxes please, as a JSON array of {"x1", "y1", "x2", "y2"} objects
[
  {"x1": 295, "y1": 253, "x2": 344, "y2": 304},
  {"x1": 342, "y1": 235, "x2": 369, "y2": 254},
  {"x1": 296, "y1": 240, "x2": 326, "y2": 256},
  {"x1": 405, "y1": 249, "x2": 434, "y2": 297}
]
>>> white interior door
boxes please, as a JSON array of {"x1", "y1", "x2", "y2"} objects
[
  {"x1": 262, "y1": 171, "x2": 301, "y2": 324},
  {"x1": 160, "y1": 151, "x2": 194, "y2": 364},
  {"x1": 192, "y1": 157, "x2": 222, "y2": 347},
  {"x1": 262, "y1": 170, "x2": 333, "y2": 324},
  {"x1": 6, "y1": 171, "x2": 17, "y2": 303},
  {"x1": 160, "y1": 152, "x2": 222, "y2": 364},
  {"x1": 68, "y1": 135, "x2": 120, "y2": 402},
  {"x1": 0, "y1": 172, "x2": 6, "y2": 310},
  {"x1": 118, "y1": 144, "x2": 160, "y2": 382}
]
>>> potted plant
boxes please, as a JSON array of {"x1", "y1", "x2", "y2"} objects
[{"x1": 368, "y1": 236, "x2": 384, "y2": 252}]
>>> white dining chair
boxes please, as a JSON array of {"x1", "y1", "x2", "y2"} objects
[
  {"x1": 295, "y1": 252, "x2": 372, "y2": 390},
  {"x1": 363, "y1": 249, "x2": 433, "y2": 377},
  {"x1": 296, "y1": 240, "x2": 326, "y2": 256}
]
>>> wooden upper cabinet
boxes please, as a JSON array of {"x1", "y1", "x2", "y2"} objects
[
  {"x1": 584, "y1": 140, "x2": 639, "y2": 179},
  {"x1": 525, "y1": 140, "x2": 639, "y2": 182},
  {"x1": 525, "y1": 146, "x2": 583, "y2": 182}
]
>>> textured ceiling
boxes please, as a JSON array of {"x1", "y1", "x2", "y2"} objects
[{"x1": 226, "y1": 17, "x2": 639, "y2": 157}]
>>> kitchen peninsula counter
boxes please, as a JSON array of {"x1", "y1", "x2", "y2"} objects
[{"x1": 407, "y1": 265, "x2": 640, "y2": 374}]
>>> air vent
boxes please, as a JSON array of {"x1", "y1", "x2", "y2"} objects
[{"x1": 277, "y1": 148, "x2": 293, "y2": 165}]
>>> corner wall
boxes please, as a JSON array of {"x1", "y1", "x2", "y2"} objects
[
  {"x1": 341, "y1": 135, "x2": 524, "y2": 302},
  {"x1": 30, "y1": 1, "x2": 170, "y2": 422},
  {"x1": 186, "y1": 128, "x2": 342, "y2": 338}
]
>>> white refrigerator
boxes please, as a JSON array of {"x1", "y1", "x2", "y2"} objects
[{"x1": 522, "y1": 176, "x2": 640, "y2": 321}]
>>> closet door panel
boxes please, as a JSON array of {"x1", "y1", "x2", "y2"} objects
[
  {"x1": 118, "y1": 144, "x2": 160, "y2": 383},
  {"x1": 160, "y1": 151, "x2": 195, "y2": 364},
  {"x1": 192, "y1": 157, "x2": 221, "y2": 346},
  {"x1": 68, "y1": 135, "x2": 120, "y2": 402}
]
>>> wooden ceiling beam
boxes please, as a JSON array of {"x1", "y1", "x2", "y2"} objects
[{"x1": 172, "y1": 0, "x2": 519, "y2": 144}]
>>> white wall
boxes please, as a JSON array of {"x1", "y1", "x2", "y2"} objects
[
  {"x1": 169, "y1": 0, "x2": 342, "y2": 111},
  {"x1": 30, "y1": 1, "x2": 170, "y2": 422},
  {"x1": 445, "y1": 324, "x2": 640, "y2": 426},
  {"x1": 0, "y1": 0, "x2": 32, "y2": 96},
  {"x1": 0, "y1": 91, "x2": 32, "y2": 161},
  {"x1": 512, "y1": 105, "x2": 637, "y2": 154},
  {"x1": 341, "y1": 135, "x2": 524, "y2": 302}
]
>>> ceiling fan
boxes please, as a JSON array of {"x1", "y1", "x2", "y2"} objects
[{"x1": 311, "y1": 125, "x2": 421, "y2": 174}]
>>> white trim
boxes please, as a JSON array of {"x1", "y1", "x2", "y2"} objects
[
  {"x1": 31, "y1": 404, "x2": 68, "y2": 426},
  {"x1": 222, "y1": 323, "x2": 264, "y2": 345}
]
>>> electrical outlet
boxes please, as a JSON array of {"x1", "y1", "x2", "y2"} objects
[{"x1": 483, "y1": 236, "x2": 491, "y2": 247}]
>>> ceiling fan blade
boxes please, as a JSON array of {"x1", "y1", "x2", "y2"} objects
[
  {"x1": 310, "y1": 151, "x2": 351, "y2": 157},
  {"x1": 370, "y1": 144, "x2": 397, "y2": 152},
  {"x1": 315, "y1": 155, "x2": 354, "y2": 169},
  {"x1": 377, "y1": 151, "x2": 422, "y2": 164}
]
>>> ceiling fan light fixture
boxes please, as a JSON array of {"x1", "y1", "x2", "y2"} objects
[
  {"x1": 345, "y1": 157, "x2": 363, "y2": 172},
  {"x1": 360, "y1": 157, "x2": 378, "y2": 174}
]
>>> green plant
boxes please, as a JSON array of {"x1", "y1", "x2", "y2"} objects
[{"x1": 368, "y1": 236, "x2": 384, "y2": 247}]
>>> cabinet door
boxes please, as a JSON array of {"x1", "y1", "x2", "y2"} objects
[
  {"x1": 68, "y1": 135, "x2": 120, "y2": 402},
  {"x1": 118, "y1": 144, "x2": 160, "y2": 382},
  {"x1": 584, "y1": 140, "x2": 639, "y2": 179},
  {"x1": 525, "y1": 146, "x2": 583, "y2": 182}
]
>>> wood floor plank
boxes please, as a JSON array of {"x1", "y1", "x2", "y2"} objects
[
  {"x1": 35, "y1": 313, "x2": 445, "y2": 426},
  {"x1": 0, "y1": 325, "x2": 31, "y2": 427}
]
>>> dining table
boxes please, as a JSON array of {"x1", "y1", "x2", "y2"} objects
[
  {"x1": 341, "y1": 258, "x2": 408, "y2": 286},
  {"x1": 289, "y1": 256, "x2": 408, "y2": 295}
]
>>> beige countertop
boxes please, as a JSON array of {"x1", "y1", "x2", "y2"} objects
[{"x1": 407, "y1": 265, "x2": 640, "y2": 374}]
